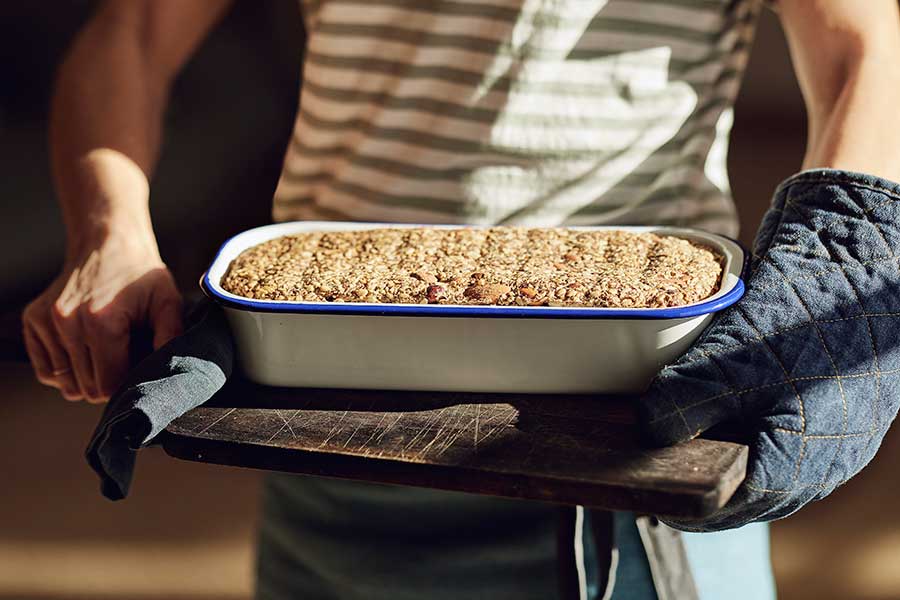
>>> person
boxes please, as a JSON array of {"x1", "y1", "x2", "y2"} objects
[{"x1": 22, "y1": 0, "x2": 900, "y2": 598}]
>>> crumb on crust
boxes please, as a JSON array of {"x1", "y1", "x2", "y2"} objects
[{"x1": 220, "y1": 228, "x2": 724, "y2": 308}]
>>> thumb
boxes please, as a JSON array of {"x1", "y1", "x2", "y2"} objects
[
  {"x1": 636, "y1": 333, "x2": 742, "y2": 447},
  {"x1": 149, "y1": 289, "x2": 184, "y2": 351}
]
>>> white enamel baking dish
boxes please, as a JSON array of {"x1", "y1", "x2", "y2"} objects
[{"x1": 202, "y1": 222, "x2": 745, "y2": 394}]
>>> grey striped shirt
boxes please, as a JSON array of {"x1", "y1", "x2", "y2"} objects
[{"x1": 273, "y1": 0, "x2": 763, "y2": 236}]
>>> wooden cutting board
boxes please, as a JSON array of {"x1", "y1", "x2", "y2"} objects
[
  {"x1": 162, "y1": 380, "x2": 747, "y2": 518},
  {"x1": 2, "y1": 306, "x2": 746, "y2": 517}
]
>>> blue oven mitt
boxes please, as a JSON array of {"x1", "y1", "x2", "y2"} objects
[
  {"x1": 637, "y1": 169, "x2": 900, "y2": 531},
  {"x1": 85, "y1": 300, "x2": 233, "y2": 500}
]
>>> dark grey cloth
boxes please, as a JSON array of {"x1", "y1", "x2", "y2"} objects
[
  {"x1": 638, "y1": 169, "x2": 900, "y2": 531},
  {"x1": 85, "y1": 301, "x2": 233, "y2": 500}
]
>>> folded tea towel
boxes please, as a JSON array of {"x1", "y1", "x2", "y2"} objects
[
  {"x1": 638, "y1": 170, "x2": 900, "y2": 531},
  {"x1": 85, "y1": 301, "x2": 233, "y2": 500}
]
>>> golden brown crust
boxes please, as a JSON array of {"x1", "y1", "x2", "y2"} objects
[{"x1": 220, "y1": 228, "x2": 724, "y2": 308}]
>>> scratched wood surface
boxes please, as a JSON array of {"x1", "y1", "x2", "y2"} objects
[
  {"x1": 162, "y1": 379, "x2": 748, "y2": 518},
  {"x1": 0, "y1": 308, "x2": 747, "y2": 516}
]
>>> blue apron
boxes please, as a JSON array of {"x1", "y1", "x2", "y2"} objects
[{"x1": 255, "y1": 475, "x2": 776, "y2": 599}]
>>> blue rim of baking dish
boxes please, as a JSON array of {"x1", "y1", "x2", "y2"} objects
[{"x1": 201, "y1": 231, "x2": 748, "y2": 320}]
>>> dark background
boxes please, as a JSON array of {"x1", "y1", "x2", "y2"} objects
[{"x1": 2, "y1": 3, "x2": 896, "y2": 599}]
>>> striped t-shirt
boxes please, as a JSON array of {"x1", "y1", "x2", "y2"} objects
[{"x1": 274, "y1": 0, "x2": 762, "y2": 237}]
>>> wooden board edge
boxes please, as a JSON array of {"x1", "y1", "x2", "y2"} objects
[{"x1": 159, "y1": 431, "x2": 748, "y2": 518}]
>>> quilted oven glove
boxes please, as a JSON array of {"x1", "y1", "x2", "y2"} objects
[{"x1": 637, "y1": 169, "x2": 900, "y2": 531}]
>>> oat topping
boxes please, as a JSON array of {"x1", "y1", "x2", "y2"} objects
[{"x1": 219, "y1": 228, "x2": 724, "y2": 308}]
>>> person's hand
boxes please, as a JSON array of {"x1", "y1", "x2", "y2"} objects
[
  {"x1": 23, "y1": 228, "x2": 183, "y2": 403},
  {"x1": 637, "y1": 170, "x2": 900, "y2": 531}
]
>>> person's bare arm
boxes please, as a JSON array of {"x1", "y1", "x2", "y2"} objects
[
  {"x1": 23, "y1": 0, "x2": 233, "y2": 403},
  {"x1": 777, "y1": 0, "x2": 900, "y2": 181}
]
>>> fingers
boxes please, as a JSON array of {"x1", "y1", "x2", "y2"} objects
[
  {"x1": 51, "y1": 304, "x2": 101, "y2": 402},
  {"x1": 22, "y1": 307, "x2": 82, "y2": 401},
  {"x1": 149, "y1": 288, "x2": 183, "y2": 351},
  {"x1": 24, "y1": 264, "x2": 184, "y2": 404},
  {"x1": 85, "y1": 311, "x2": 131, "y2": 402},
  {"x1": 22, "y1": 321, "x2": 51, "y2": 378},
  {"x1": 26, "y1": 297, "x2": 127, "y2": 403}
]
